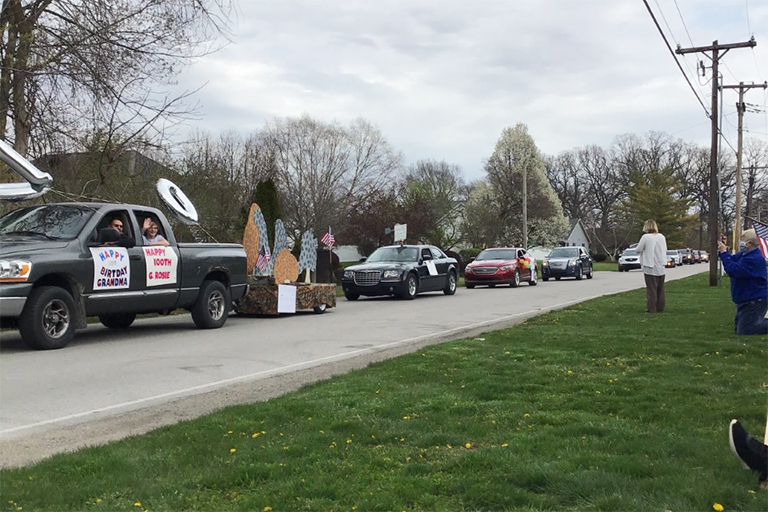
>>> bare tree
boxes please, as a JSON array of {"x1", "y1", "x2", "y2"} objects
[
  {"x1": 263, "y1": 114, "x2": 402, "y2": 242},
  {"x1": 0, "y1": 0, "x2": 233, "y2": 156}
]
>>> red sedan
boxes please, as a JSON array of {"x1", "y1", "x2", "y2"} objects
[{"x1": 464, "y1": 247, "x2": 537, "y2": 288}]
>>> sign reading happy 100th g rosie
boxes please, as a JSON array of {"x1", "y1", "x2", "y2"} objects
[{"x1": 144, "y1": 246, "x2": 178, "y2": 286}]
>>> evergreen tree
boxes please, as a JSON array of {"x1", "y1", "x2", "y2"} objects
[{"x1": 242, "y1": 179, "x2": 282, "y2": 247}]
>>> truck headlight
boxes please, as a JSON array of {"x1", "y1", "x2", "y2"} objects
[
  {"x1": 0, "y1": 260, "x2": 32, "y2": 282},
  {"x1": 343, "y1": 270, "x2": 354, "y2": 279},
  {"x1": 382, "y1": 269, "x2": 399, "y2": 279}
]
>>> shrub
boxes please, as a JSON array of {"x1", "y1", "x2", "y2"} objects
[{"x1": 593, "y1": 253, "x2": 608, "y2": 262}]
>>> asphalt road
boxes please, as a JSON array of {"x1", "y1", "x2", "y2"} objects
[{"x1": 0, "y1": 264, "x2": 708, "y2": 467}]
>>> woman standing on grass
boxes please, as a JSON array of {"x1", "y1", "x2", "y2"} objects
[{"x1": 635, "y1": 219, "x2": 668, "y2": 313}]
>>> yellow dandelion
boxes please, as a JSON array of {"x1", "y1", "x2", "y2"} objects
[
  {"x1": 230, "y1": 448, "x2": 236, "y2": 453},
  {"x1": 501, "y1": 443, "x2": 509, "y2": 447},
  {"x1": 96, "y1": 499, "x2": 102, "y2": 504},
  {"x1": 252, "y1": 433, "x2": 260, "y2": 438},
  {"x1": 712, "y1": 503, "x2": 724, "y2": 511},
  {"x1": 748, "y1": 490, "x2": 756, "y2": 494},
  {"x1": 447, "y1": 443, "x2": 452, "y2": 448},
  {"x1": 465, "y1": 443, "x2": 471, "y2": 449},
  {"x1": 346, "y1": 439, "x2": 352, "y2": 444},
  {"x1": 227, "y1": 430, "x2": 233, "y2": 435},
  {"x1": 567, "y1": 370, "x2": 573, "y2": 375},
  {"x1": 134, "y1": 503, "x2": 142, "y2": 507},
  {"x1": 400, "y1": 438, "x2": 405, "y2": 442},
  {"x1": 264, "y1": 507, "x2": 273, "y2": 511},
  {"x1": 524, "y1": 413, "x2": 530, "y2": 418}
]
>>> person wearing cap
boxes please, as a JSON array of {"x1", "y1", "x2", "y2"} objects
[{"x1": 718, "y1": 228, "x2": 768, "y2": 335}]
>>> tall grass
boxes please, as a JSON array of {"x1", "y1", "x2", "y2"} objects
[{"x1": 1, "y1": 274, "x2": 766, "y2": 511}]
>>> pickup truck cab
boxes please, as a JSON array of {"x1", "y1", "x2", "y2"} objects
[{"x1": 0, "y1": 202, "x2": 247, "y2": 349}]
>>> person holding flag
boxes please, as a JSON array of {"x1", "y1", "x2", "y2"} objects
[{"x1": 717, "y1": 227, "x2": 768, "y2": 335}]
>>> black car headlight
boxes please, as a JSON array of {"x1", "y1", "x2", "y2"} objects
[{"x1": 382, "y1": 269, "x2": 399, "y2": 280}]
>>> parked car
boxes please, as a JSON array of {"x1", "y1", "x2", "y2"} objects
[
  {"x1": 679, "y1": 248, "x2": 695, "y2": 264},
  {"x1": 0, "y1": 203, "x2": 248, "y2": 349},
  {"x1": 541, "y1": 246, "x2": 593, "y2": 281},
  {"x1": 618, "y1": 248, "x2": 641, "y2": 272},
  {"x1": 464, "y1": 247, "x2": 537, "y2": 288},
  {"x1": 699, "y1": 250, "x2": 710, "y2": 263},
  {"x1": 341, "y1": 244, "x2": 458, "y2": 300}
]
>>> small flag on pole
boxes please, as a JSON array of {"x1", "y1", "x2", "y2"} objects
[
  {"x1": 752, "y1": 219, "x2": 768, "y2": 259},
  {"x1": 321, "y1": 227, "x2": 335, "y2": 248},
  {"x1": 256, "y1": 245, "x2": 271, "y2": 272}
]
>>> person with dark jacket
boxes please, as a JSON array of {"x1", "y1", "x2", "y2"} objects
[
  {"x1": 100, "y1": 218, "x2": 136, "y2": 248},
  {"x1": 718, "y1": 228, "x2": 768, "y2": 335}
]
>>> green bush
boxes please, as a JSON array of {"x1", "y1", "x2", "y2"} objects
[{"x1": 593, "y1": 253, "x2": 608, "y2": 262}]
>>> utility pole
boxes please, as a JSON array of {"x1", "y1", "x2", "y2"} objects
[
  {"x1": 721, "y1": 81, "x2": 768, "y2": 246},
  {"x1": 522, "y1": 166, "x2": 527, "y2": 248},
  {"x1": 676, "y1": 38, "x2": 756, "y2": 286}
]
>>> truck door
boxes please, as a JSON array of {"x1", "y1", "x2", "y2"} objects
[{"x1": 85, "y1": 209, "x2": 147, "y2": 315}]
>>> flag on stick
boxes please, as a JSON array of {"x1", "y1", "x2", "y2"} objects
[
  {"x1": 256, "y1": 245, "x2": 271, "y2": 272},
  {"x1": 321, "y1": 227, "x2": 335, "y2": 248},
  {"x1": 751, "y1": 219, "x2": 768, "y2": 259}
]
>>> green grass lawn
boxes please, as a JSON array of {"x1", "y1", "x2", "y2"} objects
[{"x1": 3, "y1": 274, "x2": 766, "y2": 511}]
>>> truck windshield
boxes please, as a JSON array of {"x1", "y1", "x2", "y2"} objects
[{"x1": 0, "y1": 204, "x2": 95, "y2": 240}]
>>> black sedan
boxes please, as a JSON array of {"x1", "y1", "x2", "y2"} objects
[{"x1": 341, "y1": 244, "x2": 458, "y2": 300}]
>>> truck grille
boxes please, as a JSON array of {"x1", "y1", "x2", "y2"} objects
[
  {"x1": 354, "y1": 270, "x2": 381, "y2": 286},
  {"x1": 473, "y1": 267, "x2": 498, "y2": 275}
]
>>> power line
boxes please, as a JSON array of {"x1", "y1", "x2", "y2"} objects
[
  {"x1": 641, "y1": 0, "x2": 710, "y2": 117},
  {"x1": 672, "y1": 0, "x2": 694, "y2": 46}
]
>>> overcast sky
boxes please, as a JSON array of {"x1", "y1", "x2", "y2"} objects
[{"x1": 174, "y1": 0, "x2": 768, "y2": 182}]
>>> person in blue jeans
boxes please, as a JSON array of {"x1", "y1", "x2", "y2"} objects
[{"x1": 718, "y1": 228, "x2": 768, "y2": 335}]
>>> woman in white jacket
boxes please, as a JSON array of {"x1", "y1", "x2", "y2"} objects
[{"x1": 634, "y1": 219, "x2": 668, "y2": 313}]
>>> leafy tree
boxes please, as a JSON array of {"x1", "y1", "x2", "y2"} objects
[
  {"x1": 483, "y1": 123, "x2": 569, "y2": 247},
  {"x1": 620, "y1": 167, "x2": 696, "y2": 247}
]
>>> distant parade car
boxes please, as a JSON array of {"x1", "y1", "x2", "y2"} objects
[
  {"x1": 341, "y1": 244, "x2": 458, "y2": 301},
  {"x1": 464, "y1": 247, "x2": 537, "y2": 288},
  {"x1": 542, "y1": 246, "x2": 594, "y2": 281},
  {"x1": 618, "y1": 248, "x2": 642, "y2": 272}
]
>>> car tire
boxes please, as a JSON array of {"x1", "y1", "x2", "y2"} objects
[
  {"x1": 465, "y1": 282, "x2": 475, "y2": 289},
  {"x1": 443, "y1": 271, "x2": 457, "y2": 295},
  {"x1": 555, "y1": 277, "x2": 561, "y2": 281},
  {"x1": 19, "y1": 286, "x2": 77, "y2": 350},
  {"x1": 313, "y1": 304, "x2": 327, "y2": 314},
  {"x1": 529, "y1": 266, "x2": 538, "y2": 286},
  {"x1": 618, "y1": 266, "x2": 623, "y2": 272},
  {"x1": 586, "y1": 265, "x2": 593, "y2": 279},
  {"x1": 542, "y1": 276, "x2": 549, "y2": 282},
  {"x1": 510, "y1": 270, "x2": 520, "y2": 288},
  {"x1": 344, "y1": 292, "x2": 359, "y2": 301},
  {"x1": 402, "y1": 273, "x2": 418, "y2": 300},
  {"x1": 575, "y1": 266, "x2": 583, "y2": 280},
  {"x1": 99, "y1": 312, "x2": 136, "y2": 329},
  {"x1": 191, "y1": 280, "x2": 230, "y2": 329}
]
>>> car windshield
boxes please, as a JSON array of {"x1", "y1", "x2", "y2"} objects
[
  {"x1": 666, "y1": 250, "x2": 677, "y2": 255},
  {"x1": 476, "y1": 249, "x2": 517, "y2": 260},
  {"x1": 623, "y1": 249, "x2": 638, "y2": 256},
  {"x1": 0, "y1": 204, "x2": 95, "y2": 240},
  {"x1": 367, "y1": 246, "x2": 419, "y2": 263},
  {"x1": 548, "y1": 247, "x2": 579, "y2": 258}
]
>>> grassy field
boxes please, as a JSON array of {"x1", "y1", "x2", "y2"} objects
[{"x1": 2, "y1": 273, "x2": 766, "y2": 511}]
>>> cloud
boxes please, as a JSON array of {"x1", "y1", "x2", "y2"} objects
[{"x1": 173, "y1": 0, "x2": 768, "y2": 181}]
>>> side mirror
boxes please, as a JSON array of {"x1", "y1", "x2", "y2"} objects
[
  {"x1": 360, "y1": 257, "x2": 367, "y2": 263},
  {"x1": 469, "y1": 256, "x2": 476, "y2": 262}
]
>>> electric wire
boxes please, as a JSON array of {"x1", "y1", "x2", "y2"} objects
[
  {"x1": 641, "y1": 0, "x2": 710, "y2": 117},
  {"x1": 672, "y1": 0, "x2": 694, "y2": 46},
  {"x1": 653, "y1": 0, "x2": 703, "y2": 96}
]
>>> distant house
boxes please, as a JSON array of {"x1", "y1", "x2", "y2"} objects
[{"x1": 561, "y1": 218, "x2": 590, "y2": 248}]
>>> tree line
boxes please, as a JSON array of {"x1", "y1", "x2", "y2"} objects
[{"x1": 2, "y1": 1, "x2": 767, "y2": 256}]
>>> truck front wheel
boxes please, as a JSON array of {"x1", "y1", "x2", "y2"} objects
[
  {"x1": 99, "y1": 312, "x2": 136, "y2": 329},
  {"x1": 191, "y1": 280, "x2": 230, "y2": 329},
  {"x1": 19, "y1": 286, "x2": 76, "y2": 350}
]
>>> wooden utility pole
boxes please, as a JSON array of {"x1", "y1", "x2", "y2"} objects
[
  {"x1": 676, "y1": 38, "x2": 756, "y2": 286},
  {"x1": 721, "y1": 81, "x2": 768, "y2": 246}
]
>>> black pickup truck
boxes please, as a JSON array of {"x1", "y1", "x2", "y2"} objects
[{"x1": 0, "y1": 202, "x2": 248, "y2": 349}]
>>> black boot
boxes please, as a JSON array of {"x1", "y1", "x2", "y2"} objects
[{"x1": 730, "y1": 419, "x2": 768, "y2": 483}]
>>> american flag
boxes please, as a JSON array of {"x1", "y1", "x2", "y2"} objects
[
  {"x1": 752, "y1": 219, "x2": 768, "y2": 259},
  {"x1": 321, "y1": 227, "x2": 335, "y2": 248},
  {"x1": 256, "y1": 245, "x2": 271, "y2": 272}
]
